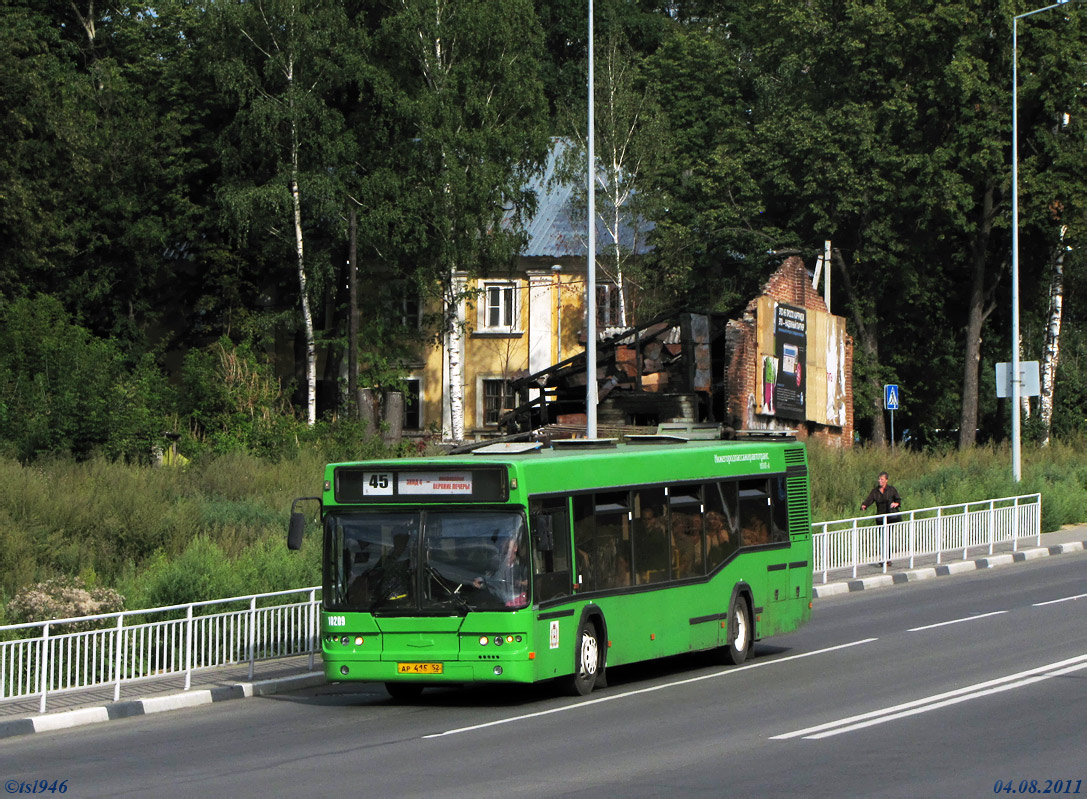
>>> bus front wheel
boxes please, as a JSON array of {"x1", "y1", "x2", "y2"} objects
[
  {"x1": 566, "y1": 619, "x2": 601, "y2": 696},
  {"x1": 721, "y1": 598, "x2": 751, "y2": 666}
]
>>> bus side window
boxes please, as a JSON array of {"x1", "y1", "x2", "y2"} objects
[
  {"x1": 573, "y1": 494, "x2": 596, "y2": 591},
  {"x1": 530, "y1": 498, "x2": 572, "y2": 602},
  {"x1": 669, "y1": 485, "x2": 705, "y2": 578},
  {"x1": 706, "y1": 481, "x2": 739, "y2": 570},
  {"x1": 738, "y1": 479, "x2": 772, "y2": 547},
  {"x1": 632, "y1": 488, "x2": 668, "y2": 584},
  {"x1": 593, "y1": 491, "x2": 632, "y2": 589},
  {"x1": 573, "y1": 491, "x2": 632, "y2": 591},
  {"x1": 771, "y1": 476, "x2": 790, "y2": 543}
]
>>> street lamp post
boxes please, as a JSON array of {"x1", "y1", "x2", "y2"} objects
[
  {"x1": 1011, "y1": 0, "x2": 1078, "y2": 482},
  {"x1": 586, "y1": 0, "x2": 598, "y2": 438}
]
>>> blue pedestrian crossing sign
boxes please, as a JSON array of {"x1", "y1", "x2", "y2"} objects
[{"x1": 884, "y1": 384, "x2": 900, "y2": 411}]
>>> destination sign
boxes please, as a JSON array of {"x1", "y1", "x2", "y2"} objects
[
  {"x1": 334, "y1": 466, "x2": 507, "y2": 503},
  {"x1": 397, "y1": 472, "x2": 473, "y2": 495}
]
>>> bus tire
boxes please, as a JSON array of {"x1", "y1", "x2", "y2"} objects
[
  {"x1": 721, "y1": 597, "x2": 751, "y2": 666},
  {"x1": 385, "y1": 682, "x2": 424, "y2": 702},
  {"x1": 566, "y1": 619, "x2": 601, "y2": 696}
]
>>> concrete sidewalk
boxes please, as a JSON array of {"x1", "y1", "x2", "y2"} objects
[
  {"x1": 1, "y1": 655, "x2": 325, "y2": 740},
  {"x1": 812, "y1": 524, "x2": 1087, "y2": 598},
  {"x1": 3, "y1": 524, "x2": 1086, "y2": 740}
]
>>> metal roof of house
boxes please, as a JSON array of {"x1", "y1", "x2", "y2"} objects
[{"x1": 521, "y1": 138, "x2": 653, "y2": 259}]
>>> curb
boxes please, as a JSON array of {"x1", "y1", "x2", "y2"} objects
[
  {"x1": 0, "y1": 672, "x2": 326, "y2": 741},
  {"x1": 813, "y1": 539, "x2": 1087, "y2": 598}
]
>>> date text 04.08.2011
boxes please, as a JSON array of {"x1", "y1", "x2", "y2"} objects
[{"x1": 994, "y1": 780, "x2": 1083, "y2": 795}]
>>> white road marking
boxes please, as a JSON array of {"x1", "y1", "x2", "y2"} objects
[
  {"x1": 1033, "y1": 593, "x2": 1087, "y2": 607},
  {"x1": 907, "y1": 610, "x2": 1007, "y2": 632},
  {"x1": 771, "y1": 653, "x2": 1087, "y2": 741},
  {"x1": 422, "y1": 638, "x2": 879, "y2": 739}
]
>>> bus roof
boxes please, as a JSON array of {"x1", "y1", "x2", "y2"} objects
[
  {"x1": 330, "y1": 437, "x2": 803, "y2": 468},
  {"x1": 324, "y1": 438, "x2": 807, "y2": 503}
]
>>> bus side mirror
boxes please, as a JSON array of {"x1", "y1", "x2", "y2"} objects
[
  {"x1": 287, "y1": 496, "x2": 322, "y2": 551},
  {"x1": 532, "y1": 514, "x2": 554, "y2": 552},
  {"x1": 287, "y1": 512, "x2": 306, "y2": 551}
]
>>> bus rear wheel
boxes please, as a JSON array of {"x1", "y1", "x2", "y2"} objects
[
  {"x1": 385, "y1": 682, "x2": 424, "y2": 702},
  {"x1": 720, "y1": 598, "x2": 751, "y2": 666},
  {"x1": 565, "y1": 619, "x2": 601, "y2": 697}
]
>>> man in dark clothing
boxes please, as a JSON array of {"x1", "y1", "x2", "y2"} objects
[
  {"x1": 862, "y1": 471, "x2": 902, "y2": 569},
  {"x1": 861, "y1": 471, "x2": 902, "y2": 523}
]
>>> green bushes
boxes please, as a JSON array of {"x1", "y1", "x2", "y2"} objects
[
  {"x1": 0, "y1": 450, "x2": 330, "y2": 606},
  {"x1": 0, "y1": 296, "x2": 170, "y2": 462},
  {"x1": 0, "y1": 439, "x2": 1084, "y2": 620},
  {"x1": 114, "y1": 533, "x2": 322, "y2": 611}
]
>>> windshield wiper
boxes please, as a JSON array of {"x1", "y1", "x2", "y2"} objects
[{"x1": 425, "y1": 564, "x2": 474, "y2": 613}]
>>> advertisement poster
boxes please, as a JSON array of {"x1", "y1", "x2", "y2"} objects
[{"x1": 773, "y1": 303, "x2": 807, "y2": 420}]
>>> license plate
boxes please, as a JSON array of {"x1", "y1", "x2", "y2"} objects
[{"x1": 397, "y1": 662, "x2": 443, "y2": 675}]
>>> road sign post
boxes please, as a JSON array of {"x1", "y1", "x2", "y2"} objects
[{"x1": 884, "y1": 384, "x2": 900, "y2": 450}]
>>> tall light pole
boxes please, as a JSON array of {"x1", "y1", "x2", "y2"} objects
[
  {"x1": 586, "y1": 0, "x2": 598, "y2": 438},
  {"x1": 1011, "y1": 0, "x2": 1078, "y2": 482}
]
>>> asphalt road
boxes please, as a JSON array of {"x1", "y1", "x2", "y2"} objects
[{"x1": 5, "y1": 552, "x2": 1086, "y2": 799}]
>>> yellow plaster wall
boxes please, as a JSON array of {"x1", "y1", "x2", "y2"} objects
[{"x1": 414, "y1": 274, "x2": 587, "y2": 437}]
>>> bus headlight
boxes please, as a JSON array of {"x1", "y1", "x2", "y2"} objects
[{"x1": 479, "y1": 636, "x2": 489, "y2": 646}]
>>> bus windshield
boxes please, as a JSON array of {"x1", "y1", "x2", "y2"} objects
[{"x1": 324, "y1": 509, "x2": 530, "y2": 614}]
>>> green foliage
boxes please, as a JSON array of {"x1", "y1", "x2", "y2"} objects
[
  {"x1": 2, "y1": 0, "x2": 1087, "y2": 458},
  {"x1": 130, "y1": 538, "x2": 243, "y2": 608},
  {"x1": 180, "y1": 337, "x2": 297, "y2": 457},
  {"x1": 119, "y1": 532, "x2": 323, "y2": 611},
  {"x1": 0, "y1": 442, "x2": 369, "y2": 608},
  {"x1": 1049, "y1": 326, "x2": 1087, "y2": 439},
  {"x1": 0, "y1": 296, "x2": 170, "y2": 462},
  {"x1": 374, "y1": 0, "x2": 550, "y2": 287}
]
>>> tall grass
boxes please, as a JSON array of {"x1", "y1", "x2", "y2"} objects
[
  {"x1": 807, "y1": 436, "x2": 1087, "y2": 531},
  {"x1": 0, "y1": 449, "x2": 331, "y2": 615},
  {"x1": 1, "y1": 437, "x2": 1084, "y2": 618}
]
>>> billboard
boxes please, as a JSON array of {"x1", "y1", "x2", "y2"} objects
[{"x1": 757, "y1": 298, "x2": 847, "y2": 428}]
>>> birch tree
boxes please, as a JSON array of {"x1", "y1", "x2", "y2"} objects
[
  {"x1": 559, "y1": 30, "x2": 660, "y2": 330},
  {"x1": 210, "y1": 0, "x2": 360, "y2": 426},
  {"x1": 1038, "y1": 229, "x2": 1067, "y2": 444},
  {"x1": 376, "y1": 0, "x2": 547, "y2": 441}
]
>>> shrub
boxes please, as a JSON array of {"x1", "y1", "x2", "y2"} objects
[
  {"x1": 7, "y1": 576, "x2": 124, "y2": 629},
  {"x1": 180, "y1": 337, "x2": 301, "y2": 457},
  {"x1": 0, "y1": 295, "x2": 170, "y2": 462},
  {"x1": 128, "y1": 538, "x2": 244, "y2": 608}
]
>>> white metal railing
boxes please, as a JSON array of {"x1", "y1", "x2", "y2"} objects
[
  {"x1": 0, "y1": 587, "x2": 321, "y2": 714},
  {"x1": 811, "y1": 494, "x2": 1042, "y2": 583},
  {"x1": 0, "y1": 494, "x2": 1046, "y2": 714}
]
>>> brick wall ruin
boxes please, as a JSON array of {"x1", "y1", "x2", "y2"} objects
[{"x1": 724, "y1": 256, "x2": 854, "y2": 447}]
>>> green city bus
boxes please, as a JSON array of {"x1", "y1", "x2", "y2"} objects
[{"x1": 287, "y1": 434, "x2": 813, "y2": 700}]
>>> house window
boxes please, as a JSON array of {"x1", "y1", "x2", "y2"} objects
[
  {"x1": 482, "y1": 379, "x2": 516, "y2": 425},
  {"x1": 404, "y1": 378, "x2": 422, "y2": 429},
  {"x1": 597, "y1": 283, "x2": 622, "y2": 329},
  {"x1": 400, "y1": 292, "x2": 421, "y2": 330},
  {"x1": 481, "y1": 282, "x2": 519, "y2": 332}
]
